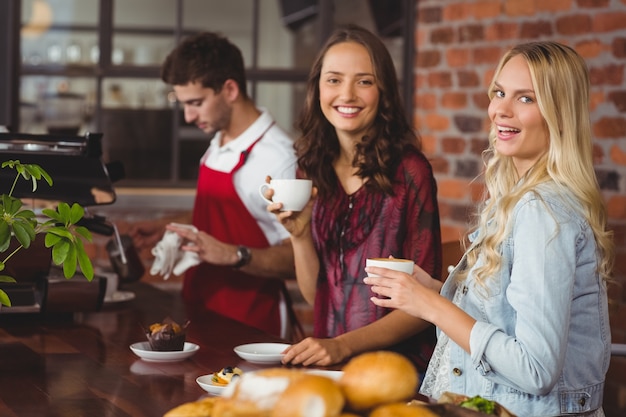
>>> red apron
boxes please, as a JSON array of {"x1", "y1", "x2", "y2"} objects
[{"x1": 182, "y1": 129, "x2": 284, "y2": 336}]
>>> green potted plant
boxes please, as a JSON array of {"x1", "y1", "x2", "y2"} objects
[{"x1": 0, "y1": 160, "x2": 94, "y2": 307}]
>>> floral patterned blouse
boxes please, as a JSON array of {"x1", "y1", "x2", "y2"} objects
[{"x1": 311, "y1": 148, "x2": 442, "y2": 372}]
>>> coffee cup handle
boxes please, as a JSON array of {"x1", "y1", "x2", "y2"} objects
[{"x1": 258, "y1": 183, "x2": 273, "y2": 205}]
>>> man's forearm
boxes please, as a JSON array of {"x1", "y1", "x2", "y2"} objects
[{"x1": 237, "y1": 239, "x2": 295, "y2": 280}]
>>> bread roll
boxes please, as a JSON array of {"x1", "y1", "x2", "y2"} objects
[
  {"x1": 163, "y1": 397, "x2": 217, "y2": 417},
  {"x1": 212, "y1": 368, "x2": 307, "y2": 417},
  {"x1": 370, "y1": 402, "x2": 439, "y2": 417},
  {"x1": 271, "y1": 374, "x2": 344, "y2": 417},
  {"x1": 339, "y1": 351, "x2": 418, "y2": 411}
]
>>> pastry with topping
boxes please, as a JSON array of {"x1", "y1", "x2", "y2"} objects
[{"x1": 211, "y1": 366, "x2": 243, "y2": 386}]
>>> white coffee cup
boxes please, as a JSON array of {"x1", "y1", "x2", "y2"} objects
[
  {"x1": 259, "y1": 179, "x2": 313, "y2": 212},
  {"x1": 98, "y1": 269, "x2": 119, "y2": 300},
  {"x1": 366, "y1": 257, "x2": 414, "y2": 277}
]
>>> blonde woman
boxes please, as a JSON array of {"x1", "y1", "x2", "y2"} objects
[{"x1": 365, "y1": 41, "x2": 614, "y2": 417}]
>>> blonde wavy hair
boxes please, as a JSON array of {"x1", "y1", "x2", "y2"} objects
[{"x1": 462, "y1": 41, "x2": 614, "y2": 287}]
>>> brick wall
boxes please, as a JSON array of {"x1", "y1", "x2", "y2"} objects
[{"x1": 415, "y1": 0, "x2": 626, "y2": 415}]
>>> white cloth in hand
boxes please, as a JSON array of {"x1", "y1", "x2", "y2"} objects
[{"x1": 150, "y1": 223, "x2": 200, "y2": 279}]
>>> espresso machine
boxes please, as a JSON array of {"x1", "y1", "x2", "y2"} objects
[{"x1": 0, "y1": 130, "x2": 128, "y2": 314}]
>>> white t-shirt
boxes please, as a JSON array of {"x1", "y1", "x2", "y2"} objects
[{"x1": 200, "y1": 109, "x2": 296, "y2": 246}]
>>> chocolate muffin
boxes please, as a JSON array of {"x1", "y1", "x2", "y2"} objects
[{"x1": 146, "y1": 319, "x2": 188, "y2": 351}]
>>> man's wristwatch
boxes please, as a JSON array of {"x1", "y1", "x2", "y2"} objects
[{"x1": 233, "y1": 245, "x2": 252, "y2": 268}]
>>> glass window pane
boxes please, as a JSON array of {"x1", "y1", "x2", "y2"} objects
[
  {"x1": 21, "y1": 0, "x2": 99, "y2": 66},
  {"x1": 101, "y1": 78, "x2": 170, "y2": 109},
  {"x1": 255, "y1": 81, "x2": 306, "y2": 139},
  {"x1": 183, "y1": 0, "x2": 254, "y2": 66},
  {"x1": 20, "y1": 75, "x2": 96, "y2": 135},
  {"x1": 112, "y1": 0, "x2": 176, "y2": 66}
]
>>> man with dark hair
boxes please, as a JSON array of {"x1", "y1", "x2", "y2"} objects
[{"x1": 130, "y1": 32, "x2": 299, "y2": 339}]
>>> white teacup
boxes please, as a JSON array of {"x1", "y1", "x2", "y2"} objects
[
  {"x1": 98, "y1": 268, "x2": 119, "y2": 300},
  {"x1": 366, "y1": 257, "x2": 414, "y2": 277},
  {"x1": 259, "y1": 179, "x2": 313, "y2": 212}
]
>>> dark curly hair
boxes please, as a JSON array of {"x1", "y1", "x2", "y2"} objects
[
  {"x1": 295, "y1": 24, "x2": 421, "y2": 199},
  {"x1": 161, "y1": 31, "x2": 247, "y2": 97}
]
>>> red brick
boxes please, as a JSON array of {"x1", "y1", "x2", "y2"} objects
[
  {"x1": 471, "y1": 1, "x2": 503, "y2": 18},
  {"x1": 593, "y1": 12, "x2": 626, "y2": 32},
  {"x1": 459, "y1": 24, "x2": 484, "y2": 42},
  {"x1": 416, "y1": 92, "x2": 437, "y2": 111},
  {"x1": 457, "y1": 70, "x2": 480, "y2": 87},
  {"x1": 429, "y1": 156, "x2": 450, "y2": 174},
  {"x1": 419, "y1": 6, "x2": 443, "y2": 24},
  {"x1": 574, "y1": 39, "x2": 607, "y2": 59},
  {"x1": 421, "y1": 134, "x2": 438, "y2": 155},
  {"x1": 443, "y1": 3, "x2": 471, "y2": 20},
  {"x1": 425, "y1": 113, "x2": 450, "y2": 131},
  {"x1": 556, "y1": 14, "x2": 592, "y2": 35},
  {"x1": 590, "y1": 91, "x2": 605, "y2": 112},
  {"x1": 440, "y1": 224, "x2": 468, "y2": 244},
  {"x1": 594, "y1": 117, "x2": 626, "y2": 138},
  {"x1": 504, "y1": 0, "x2": 536, "y2": 16},
  {"x1": 441, "y1": 136, "x2": 467, "y2": 154},
  {"x1": 578, "y1": 0, "x2": 610, "y2": 7},
  {"x1": 446, "y1": 48, "x2": 470, "y2": 67},
  {"x1": 613, "y1": 38, "x2": 626, "y2": 58},
  {"x1": 442, "y1": 92, "x2": 468, "y2": 109},
  {"x1": 484, "y1": 22, "x2": 519, "y2": 41},
  {"x1": 608, "y1": 91, "x2": 626, "y2": 112},
  {"x1": 428, "y1": 71, "x2": 453, "y2": 88},
  {"x1": 607, "y1": 195, "x2": 626, "y2": 219},
  {"x1": 438, "y1": 178, "x2": 471, "y2": 199},
  {"x1": 472, "y1": 46, "x2": 502, "y2": 65},
  {"x1": 431, "y1": 27, "x2": 455, "y2": 44},
  {"x1": 520, "y1": 20, "x2": 553, "y2": 38},
  {"x1": 593, "y1": 143, "x2": 605, "y2": 164},
  {"x1": 610, "y1": 144, "x2": 626, "y2": 165},
  {"x1": 473, "y1": 92, "x2": 491, "y2": 110},
  {"x1": 536, "y1": 0, "x2": 573, "y2": 12},
  {"x1": 417, "y1": 49, "x2": 442, "y2": 68}
]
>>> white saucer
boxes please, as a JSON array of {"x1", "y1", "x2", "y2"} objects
[
  {"x1": 130, "y1": 341, "x2": 199, "y2": 362},
  {"x1": 233, "y1": 342, "x2": 290, "y2": 364},
  {"x1": 196, "y1": 374, "x2": 229, "y2": 395},
  {"x1": 104, "y1": 291, "x2": 135, "y2": 304}
]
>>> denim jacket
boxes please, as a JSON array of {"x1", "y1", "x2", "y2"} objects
[{"x1": 439, "y1": 183, "x2": 610, "y2": 416}]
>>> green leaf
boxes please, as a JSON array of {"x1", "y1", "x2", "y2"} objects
[
  {"x1": 76, "y1": 240, "x2": 94, "y2": 281},
  {"x1": 57, "y1": 202, "x2": 71, "y2": 223},
  {"x1": 44, "y1": 233, "x2": 63, "y2": 248},
  {"x1": 45, "y1": 226, "x2": 74, "y2": 241},
  {"x1": 12, "y1": 221, "x2": 33, "y2": 248},
  {"x1": 0, "y1": 275, "x2": 16, "y2": 283},
  {"x1": 0, "y1": 221, "x2": 10, "y2": 252},
  {"x1": 41, "y1": 208, "x2": 62, "y2": 222},
  {"x1": 74, "y1": 225, "x2": 92, "y2": 242},
  {"x1": 69, "y1": 203, "x2": 85, "y2": 224},
  {"x1": 52, "y1": 240, "x2": 70, "y2": 264},
  {"x1": 0, "y1": 289, "x2": 11, "y2": 307},
  {"x1": 62, "y1": 245, "x2": 77, "y2": 278}
]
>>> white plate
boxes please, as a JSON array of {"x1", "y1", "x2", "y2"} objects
[
  {"x1": 104, "y1": 291, "x2": 135, "y2": 304},
  {"x1": 130, "y1": 341, "x2": 199, "y2": 362},
  {"x1": 196, "y1": 374, "x2": 229, "y2": 395},
  {"x1": 233, "y1": 342, "x2": 290, "y2": 364}
]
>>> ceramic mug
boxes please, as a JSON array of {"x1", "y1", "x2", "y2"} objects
[
  {"x1": 365, "y1": 257, "x2": 414, "y2": 277},
  {"x1": 259, "y1": 179, "x2": 312, "y2": 211}
]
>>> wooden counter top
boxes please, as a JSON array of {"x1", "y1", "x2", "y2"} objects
[{"x1": 0, "y1": 282, "x2": 286, "y2": 416}]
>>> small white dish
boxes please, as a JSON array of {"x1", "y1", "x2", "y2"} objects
[
  {"x1": 104, "y1": 290, "x2": 135, "y2": 304},
  {"x1": 233, "y1": 342, "x2": 290, "y2": 364},
  {"x1": 196, "y1": 374, "x2": 229, "y2": 395},
  {"x1": 130, "y1": 341, "x2": 199, "y2": 362}
]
